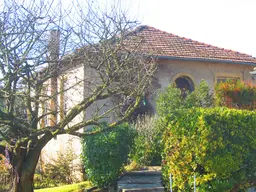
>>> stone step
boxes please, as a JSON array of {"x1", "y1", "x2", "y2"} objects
[
  {"x1": 118, "y1": 175, "x2": 161, "y2": 184},
  {"x1": 122, "y1": 187, "x2": 164, "y2": 192},
  {"x1": 118, "y1": 184, "x2": 163, "y2": 192},
  {"x1": 122, "y1": 171, "x2": 162, "y2": 176},
  {"x1": 118, "y1": 183, "x2": 162, "y2": 188},
  {"x1": 117, "y1": 168, "x2": 164, "y2": 192}
]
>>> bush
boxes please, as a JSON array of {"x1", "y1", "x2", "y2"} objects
[
  {"x1": 216, "y1": 79, "x2": 256, "y2": 110},
  {"x1": 129, "y1": 115, "x2": 163, "y2": 166},
  {"x1": 82, "y1": 123, "x2": 135, "y2": 188},
  {"x1": 156, "y1": 79, "x2": 214, "y2": 117},
  {"x1": 34, "y1": 141, "x2": 82, "y2": 188},
  {"x1": 125, "y1": 81, "x2": 213, "y2": 168},
  {"x1": 0, "y1": 154, "x2": 11, "y2": 191},
  {"x1": 162, "y1": 107, "x2": 256, "y2": 191}
]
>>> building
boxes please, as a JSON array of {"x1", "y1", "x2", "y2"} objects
[{"x1": 41, "y1": 25, "x2": 256, "y2": 177}]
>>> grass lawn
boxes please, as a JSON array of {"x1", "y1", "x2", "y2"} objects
[{"x1": 34, "y1": 181, "x2": 92, "y2": 192}]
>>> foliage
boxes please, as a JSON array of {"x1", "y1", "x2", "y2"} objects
[
  {"x1": 162, "y1": 107, "x2": 256, "y2": 191},
  {"x1": 129, "y1": 115, "x2": 163, "y2": 166},
  {"x1": 0, "y1": 154, "x2": 11, "y2": 191},
  {"x1": 0, "y1": 154, "x2": 9, "y2": 173},
  {"x1": 34, "y1": 181, "x2": 91, "y2": 192},
  {"x1": 120, "y1": 97, "x2": 155, "y2": 122},
  {"x1": 216, "y1": 79, "x2": 256, "y2": 110},
  {"x1": 156, "y1": 80, "x2": 214, "y2": 117},
  {"x1": 34, "y1": 141, "x2": 82, "y2": 188},
  {"x1": 82, "y1": 123, "x2": 135, "y2": 188}
]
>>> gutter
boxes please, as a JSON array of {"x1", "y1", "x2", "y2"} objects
[{"x1": 156, "y1": 55, "x2": 256, "y2": 66}]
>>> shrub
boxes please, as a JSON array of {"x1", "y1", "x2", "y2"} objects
[
  {"x1": 216, "y1": 79, "x2": 256, "y2": 110},
  {"x1": 0, "y1": 153, "x2": 11, "y2": 191},
  {"x1": 162, "y1": 107, "x2": 256, "y2": 191},
  {"x1": 129, "y1": 115, "x2": 163, "y2": 166},
  {"x1": 156, "y1": 79, "x2": 214, "y2": 117},
  {"x1": 82, "y1": 123, "x2": 135, "y2": 188},
  {"x1": 34, "y1": 141, "x2": 82, "y2": 188}
]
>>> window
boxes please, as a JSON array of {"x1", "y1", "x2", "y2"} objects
[
  {"x1": 215, "y1": 73, "x2": 242, "y2": 84},
  {"x1": 171, "y1": 73, "x2": 195, "y2": 92},
  {"x1": 175, "y1": 76, "x2": 194, "y2": 92}
]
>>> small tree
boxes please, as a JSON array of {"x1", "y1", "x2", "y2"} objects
[
  {"x1": 34, "y1": 140, "x2": 82, "y2": 188},
  {"x1": 130, "y1": 115, "x2": 163, "y2": 166},
  {"x1": 0, "y1": 0, "x2": 157, "y2": 191},
  {"x1": 156, "y1": 80, "x2": 214, "y2": 117}
]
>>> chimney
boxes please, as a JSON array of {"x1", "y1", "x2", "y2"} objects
[{"x1": 49, "y1": 30, "x2": 60, "y2": 127}]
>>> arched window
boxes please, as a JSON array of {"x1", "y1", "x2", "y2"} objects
[
  {"x1": 171, "y1": 73, "x2": 195, "y2": 93},
  {"x1": 175, "y1": 76, "x2": 194, "y2": 92}
]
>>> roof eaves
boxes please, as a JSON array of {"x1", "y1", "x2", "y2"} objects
[{"x1": 156, "y1": 55, "x2": 256, "y2": 66}]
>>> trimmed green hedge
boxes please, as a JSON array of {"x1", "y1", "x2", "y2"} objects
[
  {"x1": 82, "y1": 123, "x2": 135, "y2": 188},
  {"x1": 162, "y1": 108, "x2": 256, "y2": 191}
]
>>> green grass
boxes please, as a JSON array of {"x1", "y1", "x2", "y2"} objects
[{"x1": 34, "y1": 181, "x2": 92, "y2": 192}]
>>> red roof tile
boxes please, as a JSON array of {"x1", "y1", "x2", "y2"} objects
[{"x1": 125, "y1": 25, "x2": 256, "y2": 64}]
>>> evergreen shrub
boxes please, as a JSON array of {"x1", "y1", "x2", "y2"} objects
[
  {"x1": 162, "y1": 108, "x2": 256, "y2": 191},
  {"x1": 82, "y1": 123, "x2": 135, "y2": 188},
  {"x1": 130, "y1": 115, "x2": 163, "y2": 166}
]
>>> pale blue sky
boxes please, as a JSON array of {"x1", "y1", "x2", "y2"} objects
[
  {"x1": 1, "y1": 0, "x2": 255, "y2": 57},
  {"x1": 128, "y1": 0, "x2": 256, "y2": 57}
]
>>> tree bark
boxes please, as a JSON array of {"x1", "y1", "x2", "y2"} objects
[
  {"x1": 17, "y1": 168, "x2": 34, "y2": 192},
  {"x1": 10, "y1": 169, "x2": 33, "y2": 192},
  {"x1": 10, "y1": 134, "x2": 52, "y2": 192},
  {"x1": 10, "y1": 151, "x2": 36, "y2": 192}
]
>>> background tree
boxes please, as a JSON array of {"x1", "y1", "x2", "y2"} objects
[{"x1": 0, "y1": 0, "x2": 157, "y2": 191}]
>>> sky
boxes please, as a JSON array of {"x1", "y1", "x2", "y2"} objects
[
  {"x1": 126, "y1": 0, "x2": 256, "y2": 57},
  {"x1": 0, "y1": 0, "x2": 255, "y2": 57}
]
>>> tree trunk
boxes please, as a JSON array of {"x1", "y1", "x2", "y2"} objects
[
  {"x1": 10, "y1": 153, "x2": 36, "y2": 192},
  {"x1": 17, "y1": 170, "x2": 34, "y2": 192},
  {"x1": 10, "y1": 169, "x2": 34, "y2": 192},
  {"x1": 9, "y1": 134, "x2": 52, "y2": 192}
]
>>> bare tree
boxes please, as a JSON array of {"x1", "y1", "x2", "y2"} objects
[{"x1": 0, "y1": 0, "x2": 157, "y2": 191}]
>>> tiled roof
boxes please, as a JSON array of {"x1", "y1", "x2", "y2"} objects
[{"x1": 125, "y1": 25, "x2": 256, "y2": 64}]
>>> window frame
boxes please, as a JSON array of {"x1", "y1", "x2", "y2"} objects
[
  {"x1": 215, "y1": 73, "x2": 242, "y2": 84},
  {"x1": 171, "y1": 72, "x2": 195, "y2": 90}
]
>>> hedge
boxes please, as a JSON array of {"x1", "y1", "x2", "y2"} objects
[
  {"x1": 81, "y1": 123, "x2": 135, "y2": 188},
  {"x1": 162, "y1": 107, "x2": 256, "y2": 191}
]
